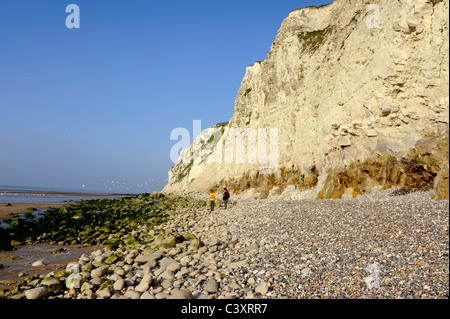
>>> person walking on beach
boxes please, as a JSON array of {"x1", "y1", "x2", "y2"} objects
[
  {"x1": 209, "y1": 189, "x2": 215, "y2": 212},
  {"x1": 223, "y1": 188, "x2": 230, "y2": 209}
]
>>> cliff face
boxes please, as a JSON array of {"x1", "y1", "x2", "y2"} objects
[{"x1": 164, "y1": 0, "x2": 449, "y2": 199}]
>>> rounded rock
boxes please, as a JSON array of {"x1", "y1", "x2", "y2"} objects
[{"x1": 25, "y1": 287, "x2": 49, "y2": 299}]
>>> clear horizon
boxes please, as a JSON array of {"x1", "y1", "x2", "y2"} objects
[{"x1": 0, "y1": 0, "x2": 332, "y2": 194}]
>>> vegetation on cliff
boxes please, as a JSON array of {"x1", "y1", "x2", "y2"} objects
[
  {"x1": 318, "y1": 130, "x2": 449, "y2": 199},
  {"x1": 218, "y1": 165, "x2": 319, "y2": 199}
]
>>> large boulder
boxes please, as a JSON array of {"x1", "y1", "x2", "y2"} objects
[{"x1": 25, "y1": 287, "x2": 49, "y2": 299}]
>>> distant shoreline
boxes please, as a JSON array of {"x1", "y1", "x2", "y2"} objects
[
  {"x1": 0, "y1": 189, "x2": 133, "y2": 196},
  {"x1": 0, "y1": 189, "x2": 134, "y2": 220},
  {"x1": 0, "y1": 190, "x2": 133, "y2": 219}
]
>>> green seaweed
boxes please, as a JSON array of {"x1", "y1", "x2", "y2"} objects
[{"x1": 0, "y1": 193, "x2": 206, "y2": 251}]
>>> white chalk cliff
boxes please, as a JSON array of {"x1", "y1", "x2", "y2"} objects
[{"x1": 164, "y1": 0, "x2": 449, "y2": 198}]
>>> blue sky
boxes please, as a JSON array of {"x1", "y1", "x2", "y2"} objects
[{"x1": 0, "y1": 0, "x2": 332, "y2": 194}]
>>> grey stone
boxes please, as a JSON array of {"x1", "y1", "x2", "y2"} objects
[
  {"x1": 227, "y1": 260, "x2": 248, "y2": 270},
  {"x1": 227, "y1": 281, "x2": 242, "y2": 290},
  {"x1": 96, "y1": 288, "x2": 112, "y2": 298},
  {"x1": 90, "y1": 277, "x2": 103, "y2": 286},
  {"x1": 135, "y1": 252, "x2": 163, "y2": 264},
  {"x1": 180, "y1": 255, "x2": 192, "y2": 265},
  {"x1": 32, "y1": 260, "x2": 46, "y2": 267},
  {"x1": 25, "y1": 287, "x2": 48, "y2": 299},
  {"x1": 91, "y1": 266, "x2": 108, "y2": 278},
  {"x1": 124, "y1": 290, "x2": 142, "y2": 299},
  {"x1": 159, "y1": 270, "x2": 175, "y2": 280},
  {"x1": 114, "y1": 279, "x2": 125, "y2": 291},
  {"x1": 168, "y1": 247, "x2": 182, "y2": 256},
  {"x1": 255, "y1": 281, "x2": 270, "y2": 296},
  {"x1": 166, "y1": 262, "x2": 181, "y2": 272},
  {"x1": 160, "y1": 278, "x2": 174, "y2": 289},
  {"x1": 140, "y1": 291, "x2": 155, "y2": 299},
  {"x1": 204, "y1": 279, "x2": 219, "y2": 293},
  {"x1": 92, "y1": 249, "x2": 103, "y2": 257},
  {"x1": 135, "y1": 274, "x2": 153, "y2": 292},
  {"x1": 245, "y1": 243, "x2": 260, "y2": 250},
  {"x1": 168, "y1": 289, "x2": 194, "y2": 299}
]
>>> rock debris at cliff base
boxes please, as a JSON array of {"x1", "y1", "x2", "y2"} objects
[
  {"x1": 219, "y1": 189, "x2": 449, "y2": 299},
  {"x1": 4, "y1": 188, "x2": 448, "y2": 299}
]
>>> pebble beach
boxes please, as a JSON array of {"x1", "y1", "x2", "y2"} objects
[{"x1": 1, "y1": 188, "x2": 448, "y2": 300}]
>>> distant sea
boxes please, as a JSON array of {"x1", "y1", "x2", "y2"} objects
[
  {"x1": 0, "y1": 185, "x2": 132, "y2": 204},
  {"x1": 0, "y1": 185, "x2": 115, "y2": 194}
]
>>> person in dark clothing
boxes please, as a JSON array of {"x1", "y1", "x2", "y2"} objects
[{"x1": 223, "y1": 188, "x2": 230, "y2": 209}]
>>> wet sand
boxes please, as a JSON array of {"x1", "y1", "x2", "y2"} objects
[
  {"x1": 0, "y1": 203, "x2": 64, "y2": 221},
  {"x1": 0, "y1": 190, "x2": 133, "y2": 295},
  {"x1": 0, "y1": 244, "x2": 103, "y2": 292},
  {"x1": 0, "y1": 190, "x2": 130, "y2": 220},
  {"x1": 0, "y1": 191, "x2": 123, "y2": 292}
]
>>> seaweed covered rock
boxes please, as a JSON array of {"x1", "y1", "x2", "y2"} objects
[
  {"x1": 151, "y1": 231, "x2": 184, "y2": 249},
  {"x1": 39, "y1": 277, "x2": 62, "y2": 292},
  {"x1": 0, "y1": 193, "x2": 206, "y2": 251}
]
